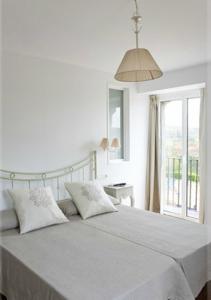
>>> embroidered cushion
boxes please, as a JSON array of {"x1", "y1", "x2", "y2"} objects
[
  {"x1": 65, "y1": 181, "x2": 118, "y2": 220},
  {"x1": 9, "y1": 187, "x2": 68, "y2": 234}
]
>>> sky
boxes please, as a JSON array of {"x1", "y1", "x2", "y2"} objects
[{"x1": 164, "y1": 98, "x2": 200, "y2": 129}]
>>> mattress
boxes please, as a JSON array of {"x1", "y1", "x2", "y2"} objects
[
  {"x1": 85, "y1": 205, "x2": 211, "y2": 297},
  {"x1": 0, "y1": 215, "x2": 194, "y2": 300}
]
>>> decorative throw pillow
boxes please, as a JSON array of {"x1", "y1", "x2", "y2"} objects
[
  {"x1": 0, "y1": 196, "x2": 119, "y2": 232},
  {"x1": 65, "y1": 181, "x2": 118, "y2": 220},
  {"x1": 58, "y1": 199, "x2": 79, "y2": 217},
  {"x1": 0, "y1": 209, "x2": 19, "y2": 232},
  {"x1": 9, "y1": 187, "x2": 68, "y2": 234}
]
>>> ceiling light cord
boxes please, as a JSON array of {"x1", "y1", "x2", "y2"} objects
[
  {"x1": 134, "y1": 0, "x2": 138, "y2": 14},
  {"x1": 132, "y1": 0, "x2": 142, "y2": 49}
]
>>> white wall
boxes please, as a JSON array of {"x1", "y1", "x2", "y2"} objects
[
  {"x1": 1, "y1": 52, "x2": 149, "y2": 210},
  {"x1": 0, "y1": 0, "x2": 2, "y2": 191},
  {"x1": 206, "y1": 63, "x2": 211, "y2": 224},
  {"x1": 205, "y1": 0, "x2": 211, "y2": 224},
  {"x1": 137, "y1": 64, "x2": 207, "y2": 94}
]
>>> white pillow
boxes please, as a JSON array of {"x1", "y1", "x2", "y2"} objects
[
  {"x1": 9, "y1": 187, "x2": 68, "y2": 234},
  {"x1": 65, "y1": 181, "x2": 118, "y2": 220}
]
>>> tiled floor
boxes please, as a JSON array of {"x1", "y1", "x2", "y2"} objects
[{"x1": 164, "y1": 204, "x2": 199, "y2": 220}]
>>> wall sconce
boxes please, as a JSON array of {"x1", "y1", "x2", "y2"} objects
[
  {"x1": 111, "y1": 138, "x2": 120, "y2": 149},
  {"x1": 99, "y1": 138, "x2": 120, "y2": 151},
  {"x1": 100, "y1": 138, "x2": 109, "y2": 151}
]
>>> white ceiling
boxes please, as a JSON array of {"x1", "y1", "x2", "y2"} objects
[{"x1": 2, "y1": 0, "x2": 208, "y2": 73}]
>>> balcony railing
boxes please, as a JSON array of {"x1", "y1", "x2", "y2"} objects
[{"x1": 165, "y1": 157, "x2": 200, "y2": 211}]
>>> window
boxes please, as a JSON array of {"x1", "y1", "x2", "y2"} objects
[
  {"x1": 108, "y1": 87, "x2": 129, "y2": 161},
  {"x1": 160, "y1": 90, "x2": 201, "y2": 221}
]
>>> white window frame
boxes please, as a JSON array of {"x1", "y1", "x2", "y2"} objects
[
  {"x1": 107, "y1": 85, "x2": 130, "y2": 163},
  {"x1": 159, "y1": 88, "x2": 201, "y2": 222}
]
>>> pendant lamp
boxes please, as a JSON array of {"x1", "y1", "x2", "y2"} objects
[{"x1": 115, "y1": 0, "x2": 163, "y2": 82}]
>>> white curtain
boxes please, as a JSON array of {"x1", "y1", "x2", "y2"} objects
[
  {"x1": 145, "y1": 95, "x2": 160, "y2": 213},
  {"x1": 199, "y1": 88, "x2": 206, "y2": 224}
]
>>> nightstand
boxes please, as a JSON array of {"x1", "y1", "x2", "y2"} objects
[{"x1": 104, "y1": 184, "x2": 135, "y2": 207}]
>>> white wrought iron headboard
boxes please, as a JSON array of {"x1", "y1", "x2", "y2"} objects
[{"x1": 0, "y1": 151, "x2": 97, "y2": 207}]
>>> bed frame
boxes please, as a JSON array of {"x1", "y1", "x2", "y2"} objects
[
  {"x1": 0, "y1": 151, "x2": 98, "y2": 300},
  {"x1": 0, "y1": 151, "x2": 97, "y2": 202},
  {"x1": 0, "y1": 151, "x2": 210, "y2": 300}
]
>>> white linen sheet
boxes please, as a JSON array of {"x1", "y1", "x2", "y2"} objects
[
  {"x1": 85, "y1": 205, "x2": 211, "y2": 297},
  {"x1": 0, "y1": 216, "x2": 194, "y2": 300}
]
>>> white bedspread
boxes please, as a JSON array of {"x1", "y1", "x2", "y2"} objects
[
  {"x1": 85, "y1": 206, "x2": 211, "y2": 297},
  {"x1": 0, "y1": 215, "x2": 194, "y2": 300}
]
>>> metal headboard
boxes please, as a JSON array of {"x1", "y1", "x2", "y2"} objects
[{"x1": 0, "y1": 151, "x2": 97, "y2": 201}]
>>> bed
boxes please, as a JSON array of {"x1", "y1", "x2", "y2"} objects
[
  {"x1": 85, "y1": 205, "x2": 211, "y2": 298},
  {"x1": 0, "y1": 151, "x2": 210, "y2": 300},
  {"x1": 0, "y1": 215, "x2": 194, "y2": 300}
]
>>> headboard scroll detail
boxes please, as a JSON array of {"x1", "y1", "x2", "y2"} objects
[{"x1": 0, "y1": 151, "x2": 97, "y2": 201}]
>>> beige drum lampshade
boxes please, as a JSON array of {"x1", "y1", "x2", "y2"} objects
[
  {"x1": 115, "y1": 48, "x2": 163, "y2": 82},
  {"x1": 111, "y1": 138, "x2": 120, "y2": 149},
  {"x1": 100, "y1": 138, "x2": 109, "y2": 151}
]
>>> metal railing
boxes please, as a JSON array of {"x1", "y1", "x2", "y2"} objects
[{"x1": 166, "y1": 157, "x2": 200, "y2": 211}]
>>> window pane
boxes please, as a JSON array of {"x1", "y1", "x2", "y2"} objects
[
  {"x1": 109, "y1": 89, "x2": 124, "y2": 160},
  {"x1": 187, "y1": 98, "x2": 200, "y2": 219},
  {"x1": 161, "y1": 100, "x2": 183, "y2": 216}
]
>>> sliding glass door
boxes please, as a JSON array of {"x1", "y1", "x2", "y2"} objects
[{"x1": 161, "y1": 96, "x2": 200, "y2": 220}]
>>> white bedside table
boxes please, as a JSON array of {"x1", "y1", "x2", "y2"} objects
[{"x1": 104, "y1": 184, "x2": 135, "y2": 207}]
